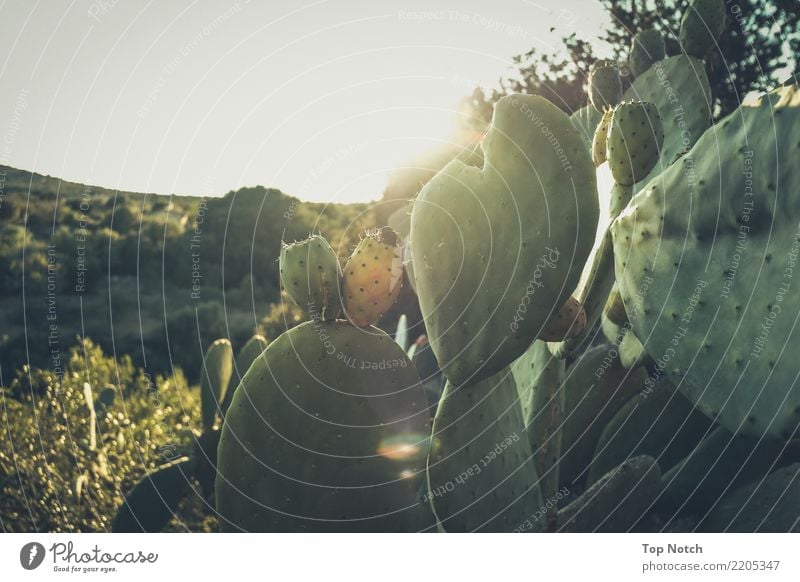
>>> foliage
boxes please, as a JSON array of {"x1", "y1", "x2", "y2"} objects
[{"x1": 0, "y1": 339, "x2": 213, "y2": 532}]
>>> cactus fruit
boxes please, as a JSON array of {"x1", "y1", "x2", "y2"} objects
[
  {"x1": 411, "y1": 94, "x2": 598, "y2": 387},
  {"x1": 112, "y1": 456, "x2": 193, "y2": 532},
  {"x1": 588, "y1": 60, "x2": 623, "y2": 113},
  {"x1": 699, "y1": 463, "x2": 800, "y2": 532},
  {"x1": 587, "y1": 380, "x2": 713, "y2": 484},
  {"x1": 199, "y1": 339, "x2": 233, "y2": 431},
  {"x1": 558, "y1": 455, "x2": 661, "y2": 532},
  {"x1": 679, "y1": 0, "x2": 726, "y2": 59},
  {"x1": 342, "y1": 229, "x2": 403, "y2": 327},
  {"x1": 658, "y1": 427, "x2": 791, "y2": 516},
  {"x1": 538, "y1": 296, "x2": 587, "y2": 342},
  {"x1": 559, "y1": 345, "x2": 648, "y2": 487},
  {"x1": 216, "y1": 320, "x2": 431, "y2": 532},
  {"x1": 426, "y1": 368, "x2": 544, "y2": 532},
  {"x1": 280, "y1": 234, "x2": 343, "y2": 320},
  {"x1": 612, "y1": 85, "x2": 800, "y2": 440},
  {"x1": 592, "y1": 108, "x2": 613, "y2": 166},
  {"x1": 622, "y1": 55, "x2": 712, "y2": 186},
  {"x1": 607, "y1": 101, "x2": 665, "y2": 186},
  {"x1": 629, "y1": 29, "x2": 666, "y2": 77}
]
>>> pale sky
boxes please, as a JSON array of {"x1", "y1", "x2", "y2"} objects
[{"x1": 0, "y1": 0, "x2": 609, "y2": 203}]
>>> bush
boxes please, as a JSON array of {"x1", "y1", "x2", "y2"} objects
[{"x1": 0, "y1": 338, "x2": 213, "y2": 532}]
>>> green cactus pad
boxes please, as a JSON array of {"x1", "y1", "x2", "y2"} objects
[
  {"x1": 559, "y1": 345, "x2": 648, "y2": 487},
  {"x1": 588, "y1": 60, "x2": 623, "y2": 113},
  {"x1": 587, "y1": 380, "x2": 712, "y2": 483},
  {"x1": 622, "y1": 54, "x2": 712, "y2": 188},
  {"x1": 629, "y1": 29, "x2": 666, "y2": 77},
  {"x1": 558, "y1": 455, "x2": 661, "y2": 532},
  {"x1": 411, "y1": 94, "x2": 598, "y2": 387},
  {"x1": 221, "y1": 335, "x2": 269, "y2": 417},
  {"x1": 216, "y1": 321, "x2": 432, "y2": 532},
  {"x1": 112, "y1": 456, "x2": 193, "y2": 532},
  {"x1": 679, "y1": 0, "x2": 726, "y2": 59},
  {"x1": 699, "y1": 463, "x2": 800, "y2": 532},
  {"x1": 426, "y1": 368, "x2": 544, "y2": 532},
  {"x1": 612, "y1": 85, "x2": 800, "y2": 440},
  {"x1": 200, "y1": 339, "x2": 234, "y2": 431},
  {"x1": 279, "y1": 234, "x2": 343, "y2": 320},
  {"x1": 607, "y1": 101, "x2": 665, "y2": 186},
  {"x1": 659, "y1": 427, "x2": 791, "y2": 516}
]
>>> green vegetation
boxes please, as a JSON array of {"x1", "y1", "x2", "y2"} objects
[{"x1": 0, "y1": 165, "x2": 374, "y2": 384}]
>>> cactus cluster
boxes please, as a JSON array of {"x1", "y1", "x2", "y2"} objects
[{"x1": 115, "y1": 0, "x2": 800, "y2": 532}]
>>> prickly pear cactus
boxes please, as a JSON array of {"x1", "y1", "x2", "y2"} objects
[
  {"x1": 426, "y1": 368, "x2": 544, "y2": 532},
  {"x1": 658, "y1": 427, "x2": 792, "y2": 515},
  {"x1": 587, "y1": 380, "x2": 712, "y2": 483},
  {"x1": 629, "y1": 29, "x2": 666, "y2": 77},
  {"x1": 622, "y1": 55, "x2": 712, "y2": 187},
  {"x1": 607, "y1": 101, "x2": 665, "y2": 186},
  {"x1": 112, "y1": 456, "x2": 193, "y2": 532},
  {"x1": 411, "y1": 94, "x2": 598, "y2": 386},
  {"x1": 280, "y1": 234, "x2": 342, "y2": 320},
  {"x1": 558, "y1": 455, "x2": 661, "y2": 532},
  {"x1": 588, "y1": 60, "x2": 623, "y2": 113},
  {"x1": 612, "y1": 85, "x2": 800, "y2": 440},
  {"x1": 700, "y1": 463, "x2": 800, "y2": 532},
  {"x1": 216, "y1": 321, "x2": 432, "y2": 532},
  {"x1": 342, "y1": 229, "x2": 403, "y2": 326},
  {"x1": 592, "y1": 108, "x2": 613, "y2": 166},
  {"x1": 679, "y1": 0, "x2": 726, "y2": 59},
  {"x1": 559, "y1": 345, "x2": 648, "y2": 487},
  {"x1": 200, "y1": 339, "x2": 233, "y2": 431}
]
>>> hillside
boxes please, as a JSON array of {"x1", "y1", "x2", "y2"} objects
[{"x1": 0, "y1": 165, "x2": 376, "y2": 383}]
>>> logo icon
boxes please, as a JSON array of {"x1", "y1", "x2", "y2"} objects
[{"x1": 20, "y1": 542, "x2": 46, "y2": 570}]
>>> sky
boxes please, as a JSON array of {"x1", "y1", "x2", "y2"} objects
[{"x1": 0, "y1": 0, "x2": 610, "y2": 203}]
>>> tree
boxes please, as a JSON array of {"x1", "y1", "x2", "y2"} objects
[{"x1": 464, "y1": 0, "x2": 800, "y2": 123}]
